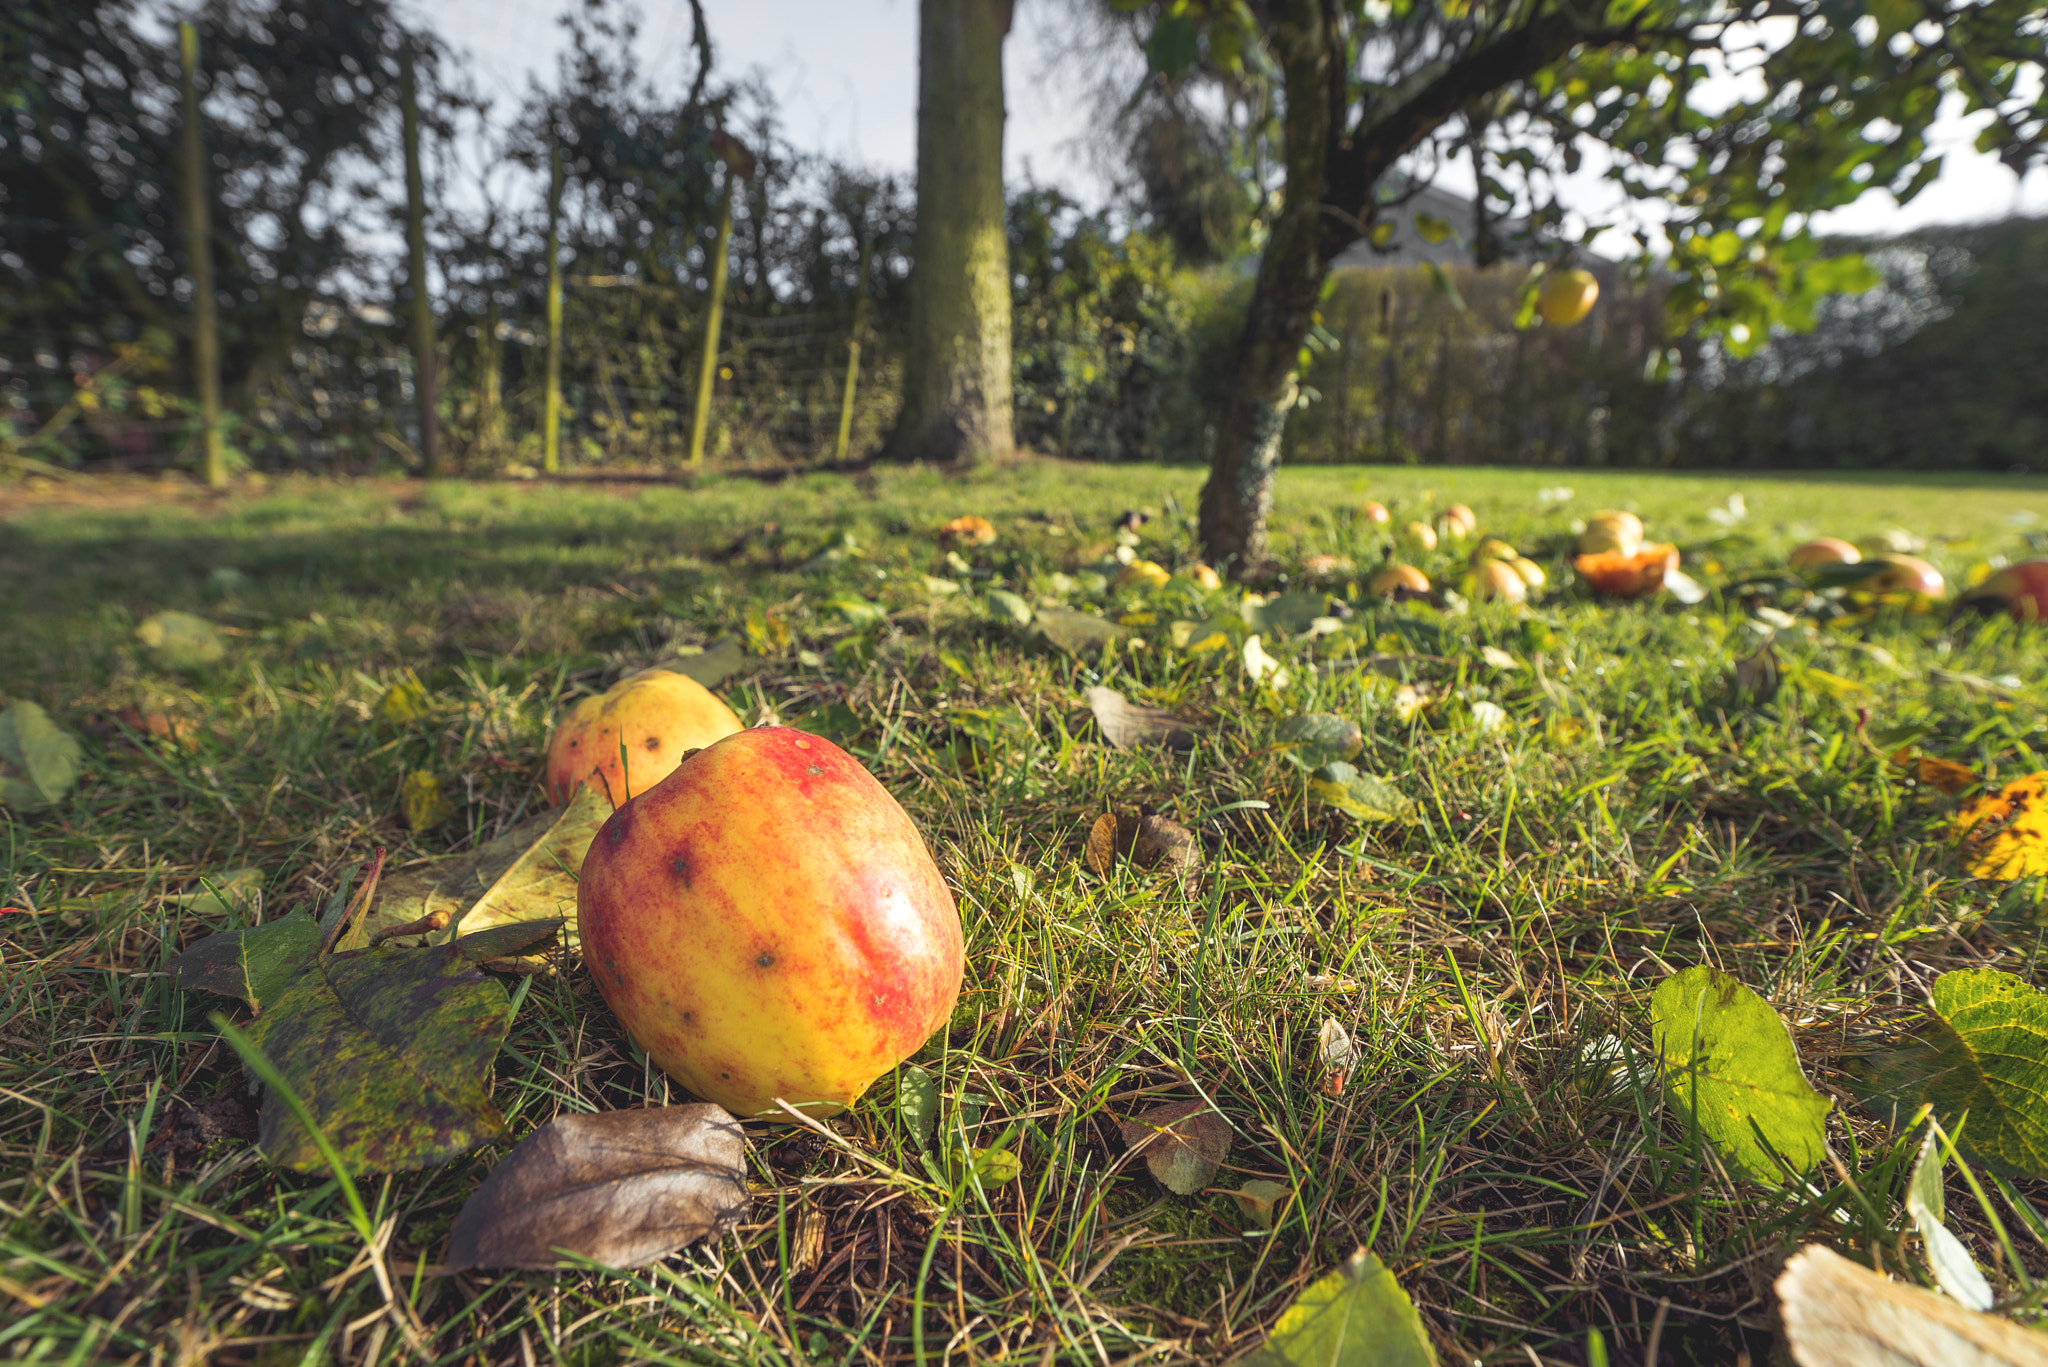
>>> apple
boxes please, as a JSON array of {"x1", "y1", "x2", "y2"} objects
[
  {"x1": 1467, "y1": 559, "x2": 1527, "y2": 603},
  {"x1": 578, "y1": 727, "x2": 965, "y2": 1118},
  {"x1": 1369, "y1": 565, "x2": 1430, "y2": 596},
  {"x1": 1400, "y1": 521, "x2": 1438, "y2": 553},
  {"x1": 1360, "y1": 502, "x2": 1391, "y2": 525},
  {"x1": 545, "y1": 669, "x2": 744, "y2": 807},
  {"x1": 1188, "y1": 562, "x2": 1223, "y2": 590},
  {"x1": 1470, "y1": 538, "x2": 1518, "y2": 565},
  {"x1": 1119, "y1": 559, "x2": 1171, "y2": 590},
  {"x1": 1965, "y1": 560, "x2": 2048, "y2": 622},
  {"x1": 1575, "y1": 544, "x2": 1679, "y2": 598},
  {"x1": 1575, "y1": 511, "x2": 1643, "y2": 558},
  {"x1": 1861, "y1": 554, "x2": 1944, "y2": 599},
  {"x1": 1538, "y1": 268, "x2": 1599, "y2": 326},
  {"x1": 1437, "y1": 504, "x2": 1477, "y2": 539},
  {"x1": 1511, "y1": 559, "x2": 1547, "y2": 591},
  {"x1": 1789, "y1": 538, "x2": 1861, "y2": 571}
]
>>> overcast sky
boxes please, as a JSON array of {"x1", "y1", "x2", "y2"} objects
[{"x1": 424, "y1": 0, "x2": 2046, "y2": 240}]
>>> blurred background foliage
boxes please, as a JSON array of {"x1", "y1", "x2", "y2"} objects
[{"x1": 4, "y1": 0, "x2": 2043, "y2": 478}]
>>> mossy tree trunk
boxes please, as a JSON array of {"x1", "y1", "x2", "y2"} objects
[
  {"x1": 177, "y1": 22, "x2": 225, "y2": 489},
  {"x1": 400, "y1": 49, "x2": 439, "y2": 477},
  {"x1": 890, "y1": 0, "x2": 1013, "y2": 466}
]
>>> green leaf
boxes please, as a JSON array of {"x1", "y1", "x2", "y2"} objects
[
  {"x1": 1146, "y1": 12, "x2": 1199, "y2": 78},
  {"x1": 1243, "y1": 590, "x2": 1327, "y2": 637},
  {"x1": 1276, "y1": 713, "x2": 1363, "y2": 770},
  {"x1": 1246, "y1": 1248, "x2": 1439, "y2": 1367},
  {"x1": 1906, "y1": 1126, "x2": 1995, "y2": 1310},
  {"x1": 0, "y1": 701, "x2": 85, "y2": 808},
  {"x1": 167, "y1": 866, "x2": 265, "y2": 921},
  {"x1": 671, "y1": 638, "x2": 750, "y2": 689},
  {"x1": 1308, "y1": 762, "x2": 1413, "y2": 823},
  {"x1": 898, "y1": 1065, "x2": 939, "y2": 1149},
  {"x1": 136, "y1": 610, "x2": 227, "y2": 670},
  {"x1": 1859, "y1": 969, "x2": 2048, "y2": 1178},
  {"x1": 1413, "y1": 213, "x2": 1453, "y2": 244},
  {"x1": 1231, "y1": 1179, "x2": 1291, "y2": 1229},
  {"x1": 822, "y1": 592, "x2": 888, "y2": 629},
  {"x1": 1036, "y1": 606, "x2": 1123, "y2": 655},
  {"x1": 169, "y1": 912, "x2": 322, "y2": 1013},
  {"x1": 1121, "y1": 1100, "x2": 1231, "y2": 1196},
  {"x1": 985, "y1": 589, "x2": 1034, "y2": 626},
  {"x1": 244, "y1": 938, "x2": 516, "y2": 1173},
  {"x1": 944, "y1": 1145, "x2": 1022, "y2": 1187},
  {"x1": 1650, "y1": 967, "x2": 1831, "y2": 1183}
]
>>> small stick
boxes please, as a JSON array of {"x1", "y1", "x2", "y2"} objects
[
  {"x1": 321, "y1": 847, "x2": 388, "y2": 955},
  {"x1": 368, "y1": 909, "x2": 450, "y2": 948}
]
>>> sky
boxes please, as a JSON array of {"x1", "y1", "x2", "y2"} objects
[{"x1": 424, "y1": 0, "x2": 2047, "y2": 241}]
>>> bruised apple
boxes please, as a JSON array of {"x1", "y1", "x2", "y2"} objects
[
  {"x1": 545, "y1": 670, "x2": 743, "y2": 807},
  {"x1": 578, "y1": 727, "x2": 964, "y2": 1119}
]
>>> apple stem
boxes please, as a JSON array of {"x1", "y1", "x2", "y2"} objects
[{"x1": 368, "y1": 908, "x2": 451, "y2": 948}]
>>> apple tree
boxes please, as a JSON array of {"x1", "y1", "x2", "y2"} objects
[{"x1": 1109, "y1": 0, "x2": 2048, "y2": 568}]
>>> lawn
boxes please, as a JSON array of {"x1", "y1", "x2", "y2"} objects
[{"x1": 6, "y1": 458, "x2": 2048, "y2": 1366}]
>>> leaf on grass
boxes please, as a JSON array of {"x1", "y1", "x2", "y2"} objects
[
  {"x1": 353, "y1": 785, "x2": 607, "y2": 953},
  {"x1": 943, "y1": 1146, "x2": 1023, "y2": 1187},
  {"x1": 1776, "y1": 1244, "x2": 2048, "y2": 1367},
  {"x1": 1121, "y1": 1100, "x2": 1230, "y2": 1195},
  {"x1": 244, "y1": 935, "x2": 522, "y2": 1173},
  {"x1": 1276, "y1": 714, "x2": 1363, "y2": 770},
  {"x1": 1859, "y1": 969, "x2": 2048, "y2": 1178},
  {"x1": 1084, "y1": 811, "x2": 1203, "y2": 878},
  {"x1": 1955, "y1": 773, "x2": 2048, "y2": 880},
  {"x1": 169, "y1": 912, "x2": 321, "y2": 1013},
  {"x1": 0, "y1": 701, "x2": 85, "y2": 810},
  {"x1": 1085, "y1": 686, "x2": 1196, "y2": 750},
  {"x1": 1663, "y1": 566, "x2": 1708, "y2": 605},
  {"x1": 1892, "y1": 748, "x2": 1980, "y2": 795},
  {"x1": 1308, "y1": 762, "x2": 1413, "y2": 823},
  {"x1": 823, "y1": 592, "x2": 889, "y2": 629},
  {"x1": 449, "y1": 919, "x2": 564, "y2": 963},
  {"x1": 1243, "y1": 1247, "x2": 1439, "y2": 1367},
  {"x1": 401, "y1": 771, "x2": 455, "y2": 831},
  {"x1": 1242, "y1": 635, "x2": 1291, "y2": 687},
  {"x1": 1906, "y1": 1127, "x2": 1995, "y2": 1311},
  {"x1": 938, "y1": 515, "x2": 997, "y2": 547},
  {"x1": 1650, "y1": 966, "x2": 1831, "y2": 1183},
  {"x1": 898, "y1": 1065, "x2": 939, "y2": 1149},
  {"x1": 167, "y1": 866, "x2": 265, "y2": 921},
  {"x1": 1243, "y1": 591, "x2": 1328, "y2": 639},
  {"x1": 1232, "y1": 1180, "x2": 1291, "y2": 1229},
  {"x1": 1037, "y1": 606, "x2": 1122, "y2": 654},
  {"x1": 445, "y1": 1104, "x2": 749, "y2": 1270},
  {"x1": 1733, "y1": 645, "x2": 1781, "y2": 706},
  {"x1": 377, "y1": 677, "x2": 433, "y2": 725},
  {"x1": 986, "y1": 589, "x2": 1034, "y2": 627},
  {"x1": 672, "y1": 638, "x2": 750, "y2": 689},
  {"x1": 1318, "y1": 1017, "x2": 1355, "y2": 1096},
  {"x1": 136, "y1": 610, "x2": 227, "y2": 670}
]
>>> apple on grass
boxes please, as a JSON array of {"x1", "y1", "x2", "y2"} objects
[
  {"x1": 578, "y1": 727, "x2": 965, "y2": 1119},
  {"x1": 545, "y1": 669, "x2": 743, "y2": 808}
]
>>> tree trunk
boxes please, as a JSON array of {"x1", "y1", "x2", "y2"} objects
[
  {"x1": 177, "y1": 23, "x2": 225, "y2": 489},
  {"x1": 542, "y1": 146, "x2": 564, "y2": 474},
  {"x1": 401, "y1": 49, "x2": 439, "y2": 477},
  {"x1": 1195, "y1": 0, "x2": 1334, "y2": 570},
  {"x1": 890, "y1": 0, "x2": 1013, "y2": 466}
]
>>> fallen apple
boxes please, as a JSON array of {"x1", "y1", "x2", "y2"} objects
[
  {"x1": 1788, "y1": 537, "x2": 1861, "y2": 571},
  {"x1": 1860, "y1": 554, "x2": 1945, "y2": 599},
  {"x1": 1511, "y1": 558, "x2": 1547, "y2": 591},
  {"x1": 1437, "y1": 504, "x2": 1477, "y2": 539},
  {"x1": 1368, "y1": 565, "x2": 1430, "y2": 596},
  {"x1": 1466, "y1": 559, "x2": 1527, "y2": 603},
  {"x1": 545, "y1": 670, "x2": 744, "y2": 808},
  {"x1": 1399, "y1": 521, "x2": 1438, "y2": 553},
  {"x1": 1470, "y1": 538, "x2": 1518, "y2": 565},
  {"x1": 1963, "y1": 560, "x2": 2048, "y2": 621},
  {"x1": 1119, "y1": 559, "x2": 1171, "y2": 590},
  {"x1": 579, "y1": 727, "x2": 965, "y2": 1119},
  {"x1": 1360, "y1": 502, "x2": 1391, "y2": 525},
  {"x1": 1538, "y1": 268, "x2": 1599, "y2": 326},
  {"x1": 1188, "y1": 563, "x2": 1223, "y2": 590},
  {"x1": 1575, "y1": 544, "x2": 1679, "y2": 598},
  {"x1": 1575, "y1": 511, "x2": 1643, "y2": 558}
]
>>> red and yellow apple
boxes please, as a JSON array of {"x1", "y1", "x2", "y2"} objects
[
  {"x1": 1369, "y1": 565, "x2": 1430, "y2": 596},
  {"x1": 1539, "y1": 268, "x2": 1600, "y2": 326},
  {"x1": 1400, "y1": 521, "x2": 1438, "y2": 553},
  {"x1": 1789, "y1": 538, "x2": 1860, "y2": 571},
  {"x1": 1575, "y1": 511, "x2": 1643, "y2": 558},
  {"x1": 1467, "y1": 559, "x2": 1527, "y2": 603},
  {"x1": 1437, "y1": 504, "x2": 1478, "y2": 539},
  {"x1": 1965, "y1": 560, "x2": 2048, "y2": 622},
  {"x1": 578, "y1": 727, "x2": 964, "y2": 1118},
  {"x1": 1860, "y1": 554, "x2": 1945, "y2": 599},
  {"x1": 545, "y1": 669, "x2": 744, "y2": 807},
  {"x1": 1575, "y1": 543, "x2": 1679, "y2": 598},
  {"x1": 1360, "y1": 501, "x2": 1391, "y2": 525}
]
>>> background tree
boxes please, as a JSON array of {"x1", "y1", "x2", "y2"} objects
[
  {"x1": 1105, "y1": 0, "x2": 2048, "y2": 569},
  {"x1": 891, "y1": 0, "x2": 1016, "y2": 465}
]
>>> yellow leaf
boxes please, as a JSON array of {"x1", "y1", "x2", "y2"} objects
[
  {"x1": 402, "y1": 771, "x2": 455, "y2": 831},
  {"x1": 1890, "y1": 748, "x2": 1981, "y2": 796},
  {"x1": 378, "y1": 676, "x2": 433, "y2": 725},
  {"x1": 1956, "y1": 772, "x2": 2048, "y2": 880}
]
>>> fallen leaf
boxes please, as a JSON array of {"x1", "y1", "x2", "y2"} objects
[
  {"x1": 1121, "y1": 1100, "x2": 1231, "y2": 1195},
  {"x1": 671, "y1": 638, "x2": 750, "y2": 689},
  {"x1": 898, "y1": 1065, "x2": 939, "y2": 1149},
  {"x1": 1037, "y1": 606, "x2": 1123, "y2": 654},
  {"x1": 944, "y1": 1145, "x2": 1023, "y2": 1186},
  {"x1": 1242, "y1": 1247, "x2": 1439, "y2": 1367},
  {"x1": 1308, "y1": 762, "x2": 1414, "y2": 823},
  {"x1": 1275, "y1": 713, "x2": 1363, "y2": 770},
  {"x1": 1317, "y1": 1018, "x2": 1356, "y2": 1072},
  {"x1": 136, "y1": 610, "x2": 227, "y2": 670},
  {"x1": 1776, "y1": 1244, "x2": 2048, "y2": 1367},
  {"x1": 1084, "y1": 811, "x2": 1202, "y2": 878},
  {"x1": 823, "y1": 592, "x2": 888, "y2": 629},
  {"x1": 1955, "y1": 773, "x2": 2048, "y2": 879},
  {"x1": 986, "y1": 589, "x2": 1034, "y2": 626},
  {"x1": 244, "y1": 927, "x2": 554, "y2": 1172},
  {"x1": 445, "y1": 1104, "x2": 749, "y2": 1270},
  {"x1": 1231, "y1": 1180, "x2": 1291, "y2": 1229},
  {"x1": 401, "y1": 771, "x2": 455, "y2": 831},
  {"x1": 1650, "y1": 966, "x2": 1831, "y2": 1183},
  {"x1": 353, "y1": 785, "x2": 607, "y2": 953},
  {"x1": 1892, "y1": 748, "x2": 1980, "y2": 795},
  {"x1": 0, "y1": 701, "x2": 85, "y2": 810},
  {"x1": 1859, "y1": 969, "x2": 2048, "y2": 1178},
  {"x1": 1242, "y1": 591, "x2": 1327, "y2": 638},
  {"x1": 1085, "y1": 812, "x2": 1140, "y2": 877},
  {"x1": 1085, "y1": 686, "x2": 1196, "y2": 751},
  {"x1": 377, "y1": 676, "x2": 433, "y2": 725},
  {"x1": 1734, "y1": 645, "x2": 1781, "y2": 705},
  {"x1": 1478, "y1": 646, "x2": 1520, "y2": 671},
  {"x1": 1243, "y1": 635, "x2": 1290, "y2": 687},
  {"x1": 167, "y1": 866, "x2": 264, "y2": 921},
  {"x1": 169, "y1": 912, "x2": 322, "y2": 1014},
  {"x1": 1905, "y1": 1126, "x2": 1995, "y2": 1311}
]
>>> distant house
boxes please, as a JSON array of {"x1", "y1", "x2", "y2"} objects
[{"x1": 1330, "y1": 180, "x2": 1536, "y2": 270}]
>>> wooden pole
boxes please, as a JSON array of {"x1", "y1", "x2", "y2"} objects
[
  {"x1": 687, "y1": 169, "x2": 733, "y2": 468},
  {"x1": 833, "y1": 235, "x2": 872, "y2": 463},
  {"x1": 178, "y1": 23, "x2": 224, "y2": 488},
  {"x1": 400, "y1": 49, "x2": 439, "y2": 476},
  {"x1": 543, "y1": 145, "x2": 564, "y2": 474}
]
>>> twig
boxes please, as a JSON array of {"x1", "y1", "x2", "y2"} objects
[{"x1": 321, "y1": 847, "x2": 389, "y2": 955}]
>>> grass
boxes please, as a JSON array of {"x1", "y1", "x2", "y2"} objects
[{"x1": 6, "y1": 457, "x2": 2048, "y2": 1366}]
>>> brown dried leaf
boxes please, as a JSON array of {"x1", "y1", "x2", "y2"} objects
[
  {"x1": 1120, "y1": 1100, "x2": 1231, "y2": 1196},
  {"x1": 1085, "y1": 686, "x2": 1197, "y2": 751},
  {"x1": 1085, "y1": 812, "x2": 1141, "y2": 877},
  {"x1": 1084, "y1": 811, "x2": 1202, "y2": 878},
  {"x1": 445, "y1": 1104, "x2": 749, "y2": 1270},
  {"x1": 1777, "y1": 1244, "x2": 2048, "y2": 1367},
  {"x1": 1891, "y1": 747, "x2": 1981, "y2": 796}
]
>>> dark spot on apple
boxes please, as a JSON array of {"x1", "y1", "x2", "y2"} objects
[
  {"x1": 644, "y1": 736, "x2": 661, "y2": 750},
  {"x1": 806, "y1": 764, "x2": 823, "y2": 775},
  {"x1": 756, "y1": 952, "x2": 776, "y2": 969},
  {"x1": 605, "y1": 955, "x2": 622, "y2": 983},
  {"x1": 720, "y1": 1070, "x2": 732, "y2": 1081},
  {"x1": 607, "y1": 811, "x2": 630, "y2": 844},
  {"x1": 681, "y1": 1010, "x2": 693, "y2": 1023},
  {"x1": 671, "y1": 856, "x2": 690, "y2": 883}
]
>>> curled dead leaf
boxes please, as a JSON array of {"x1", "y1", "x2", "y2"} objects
[
  {"x1": 1085, "y1": 686, "x2": 1197, "y2": 751},
  {"x1": 939, "y1": 515, "x2": 997, "y2": 547},
  {"x1": 1891, "y1": 747, "x2": 1980, "y2": 795},
  {"x1": 1120, "y1": 1100, "x2": 1231, "y2": 1196},
  {"x1": 1084, "y1": 811, "x2": 1203, "y2": 879},
  {"x1": 446, "y1": 1104, "x2": 749, "y2": 1270}
]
